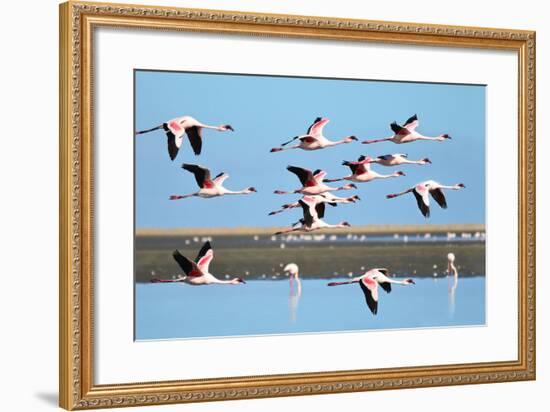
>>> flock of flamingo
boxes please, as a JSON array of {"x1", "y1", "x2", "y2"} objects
[{"x1": 137, "y1": 113, "x2": 465, "y2": 315}]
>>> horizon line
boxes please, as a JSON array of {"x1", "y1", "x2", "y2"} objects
[{"x1": 136, "y1": 223, "x2": 485, "y2": 236}]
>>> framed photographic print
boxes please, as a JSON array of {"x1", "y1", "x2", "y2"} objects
[{"x1": 59, "y1": 1, "x2": 536, "y2": 410}]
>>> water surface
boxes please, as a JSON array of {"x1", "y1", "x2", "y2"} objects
[{"x1": 135, "y1": 276, "x2": 485, "y2": 340}]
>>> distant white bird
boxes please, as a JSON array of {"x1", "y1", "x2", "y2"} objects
[
  {"x1": 268, "y1": 193, "x2": 360, "y2": 216},
  {"x1": 150, "y1": 241, "x2": 246, "y2": 285},
  {"x1": 362, "y1": 114, "x2": 451, "y2": 145},
  {"x1": 275, "y1": 196, "x2": 351, "y2": 235},
  {"x1": 324, "y1": 155, "x2": 405, "y2": 183},
  {"x1": 274, "y1": 166, "x2": 356, "y2": 196},
  {"x1": 327, "y1": 268, "x2": 415, "y2": 315},
  {"x1": 386, "y1": 180, "x2": 466, "y2": 218},
  {"x1": 371, "y1": 153, "x2": 431, "y2": 167},
  {"x1": 270, "y1": 117, "x2": 357, "y2": 152},
  {"x1": 169, "y1": 164, "x2": 257, "y2": 200},
  {"x1": 135, "y1": 115, "x2": 234, "y2": 159}
]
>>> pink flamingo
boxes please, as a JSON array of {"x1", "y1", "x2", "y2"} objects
[
  {"x1": 274, "y1": 166, "x2": 356, "y2": 196},
  {"x1": 169, "y1": 164, "x2": 257, "y2": 200},
  {"x1": 275, "y1": 196, "x2": 351, "y2": 235},
  {"x1": 362, "y1": 114, "x2": 451, "y2": 145},
  {"x1": 270, "y1": 117, "x2": 357, "y2": 152},
  {"x1": 386, "y1": 180, "x2": 466, "y2": 218},
  {"x1": 136, "y1": 115, "x2": 234, "y2": 159},
  {"x1": 150, "y1": 241, "x2": 246, "y2": 285},
  {"x1": 328, "y1": 268, "x2": 415, "y2": 315},
  {"x1": 323, "y1": 155, "x2": 405, "y2": 183}
]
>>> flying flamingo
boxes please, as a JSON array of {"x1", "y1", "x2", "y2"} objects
[
  {"x1": 270, "y1": 117, "x2": 357, "y2": 152},
  {"x1": 324, "y1": 155, "x2": 405, "y2": 183},
  {"x1": 362, "y1": 114, "x2": 451, "y2": 145},
  {"x1": 150, "y1": 241, "x2": 246, "y2": 285},
  {"x1": 386, "y1": 180, "x2": 466, "y2": 218},
  {"x1": 169, "y1": 164, "x2": 257, "y2": 200},
  {"x1": 274, "y1": 166, "x2": 356, "y2": 196},
  {"x1": 371, "y1": 153, "x2": 431, "y2": 167},
  {"x1": 135, "y1": 115, "x2": 234, "y2": 160},
  {"x1": 327, "y1": 268, "x2": 415, "y2": 315},
  {"x1": 275, "y1": 196, "x2": 351, "y2": 235},
  {"x1": 268, "y1": 193, "x2": 360, "y2": 216}
]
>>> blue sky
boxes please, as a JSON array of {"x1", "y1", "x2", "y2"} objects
[{"x1": 135, "y1": 70, "x2": 485, "y2": 228}]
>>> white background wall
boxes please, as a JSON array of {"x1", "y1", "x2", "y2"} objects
[{"x1": 0, "y1": 1, "x2": 546, "y2": 411}]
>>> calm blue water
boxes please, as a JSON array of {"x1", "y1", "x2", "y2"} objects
[{"x1": 135, "y1": 277, "x2": 485, "y2": 340}]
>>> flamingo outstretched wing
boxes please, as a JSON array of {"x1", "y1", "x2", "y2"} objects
[
  {"x1": 413, "y1": 184, "x2": 431, "y2": 218},
  {"x1": 182, "y1": 164, "x2": 214, "y2": 189},
  {"x1": 390, "y1": 122, "x2": 410, "y2": 136},
  {"x1": 306, "y1": 117, "x2": 329, "y2": 137},
  {"x1": 429, "y1": 188, "x2": 448, "y2": 209},
  {"x1": 172, "y1": 250, "x2": 203, "y2": 277},
  {"x1": 403, "y1": 114, "x2": 419, "y2": 131},
  {"x1": 185, "y1": 126, "x2": 203, "y2": 155},
  {"x1": 287, "y1": 166, "x2": 316, "y2": 187},
  {"x1": 359, "y1": 276, "x2": 379, "y2": 315},
  {"x1": 195, "y1": 241, "x2": 214, "y2": 273}
]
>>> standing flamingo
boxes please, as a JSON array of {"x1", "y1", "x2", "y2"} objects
[
  {"x1": 136, "y1": 115, "x2": 234, "y2": 159},
  {"x1": 284, "y1": 263, "x2": 302, "y2": 322},
  {"x1": 324, "y1": 155, "x2": 405, "y2": 183},
  {"x1": 386, "y1": 180, "x2": 466, "y2": 217},
  {"x1": 268, "y1": 193, "x2": 360, "y2": 216},
  {"x1": 270, "y1": 117, "x2": 357, "y2": 152},
  {"x1": 327, "y1": 268, "x2": 415, "y2": 315},
  {"x1": 274, "y1": 166, "x2": 356, "y2": 195},
  {"x1": 447, "y1": 253, "x2": 459, "y2": 315},
  {"x1": 150, "y1": 241, "x2": 246, "y2": 285},
  {"x1": 371, "y1": 153, "x2": 431, "y2": 167},
  {"x1": 275, "y1": 196, "x2": 351, "y2": 235},
  {"x1": 362, "y1": 114, "x2": 451, "y2": 145},
  {"x1": 169, "y1": 164, "x2": 257, "y2": 200}
]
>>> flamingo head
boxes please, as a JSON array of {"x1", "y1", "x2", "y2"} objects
[
  {"x1": 440, "y1": 133, "x2": 451, "y2": 140},
  {"x1": 233, "y1": 277, "x2": 246, "y2": 284},
  {"x1": 345, "y1": 135, "x2": 358, "y2": 142},
  {"x1": 284, "y1": 263, "x2": 299, "y2": 278},
  {"x1": 422, "y1": 158, "x2": 432, "y2": 164},
  {"x1": 349, "y1": 195, "x2": 361, "y2": 202},
  {"x1": 404, "y1": 278, "x2": 416, "y2": 285},
  {"x1": 344, "y1": 183, "x2": 358, "y2": 190},
  {"x1": 220, "y1": 124, "x2": 234, "y2": 132},
  {"x1": 456, "y1": 183, "x2": 466, "y2": 189},
  {"x1": 340, "y1": 221, "x2": 352, "y2": 227},
  {"x1": 247, "y1": 187, "x2": 258, "y2": 193},
  {"x1": 395, "y1": 171, "x2": 406, "y2": 176}
]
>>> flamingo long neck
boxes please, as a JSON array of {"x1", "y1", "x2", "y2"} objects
[
  {"x1": 386, "y1": 278, "x2": 411, "y2": 285},
  {"x1": 223, "y1": 188, "x2": 254, "y2": 195},
  {"x1": 375, "y1": 171, "x2": 400, "y2": 179},
  {"x1": 199, "y1": 123, "x2": 221, "y2": 131},
  {"x1": 326, "y1": 137, "x2": 354, "y2": 146},
  {"x1": 438, "y1": 184, "x2": 463, "y2": 190}
]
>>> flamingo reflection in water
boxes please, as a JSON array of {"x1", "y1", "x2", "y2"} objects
[
  {"x1": 284, "y1": 263, "x2": 302, "y2": 323},
  {"x1": 447, "y1": 253, "x2": 459, "y2": 315}
]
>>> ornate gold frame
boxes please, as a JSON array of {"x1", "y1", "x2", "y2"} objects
[{"x1": 59, "y1": 1, "x2": 536, "y2": 409}]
